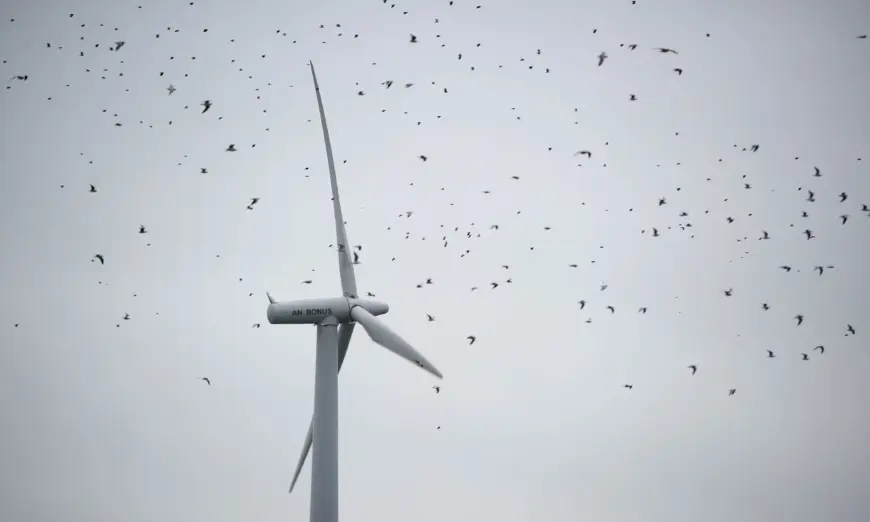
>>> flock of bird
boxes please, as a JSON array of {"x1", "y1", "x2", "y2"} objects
[{"x1": 3, "y1": 2, "x2": 868, "y2": 422}]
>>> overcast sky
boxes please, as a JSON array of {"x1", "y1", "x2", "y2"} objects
[{"x1": 2, "y1": 0, "x2": 869, "y2": 521}]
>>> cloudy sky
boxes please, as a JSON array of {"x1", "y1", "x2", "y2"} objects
[{"x1": 2, "y1": 0, "x2": 869, "y2": 521}]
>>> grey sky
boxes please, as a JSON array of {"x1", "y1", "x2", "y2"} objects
[{"x1": 2, "y1": 0, "x2": 869, "y2": 520}]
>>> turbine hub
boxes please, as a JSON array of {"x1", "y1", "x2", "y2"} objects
[{"x1": 348, "y1": 298, "x2": 388, "y2": 317}]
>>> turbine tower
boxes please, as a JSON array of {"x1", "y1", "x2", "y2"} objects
[{"x1": 266, "y1": 61, "x2": 444, "y2": 522}]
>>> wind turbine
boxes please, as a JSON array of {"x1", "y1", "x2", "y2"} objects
[{"x1": 266, "y1": 61, "x2": 444, "y2": 522}]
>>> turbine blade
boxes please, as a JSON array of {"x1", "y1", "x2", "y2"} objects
[
  {"x1": 309, "y1": 61, "x2": 358, "y2": 299},
  {"x1": 289, "y1": 322, "x2": 356, "y2": 494},
  {"x1": 288, "y1": 422, "x2": 313, "y2": 494},
  {"x1": 350, "y1": 306, "x2": 443, "y2": 379}
]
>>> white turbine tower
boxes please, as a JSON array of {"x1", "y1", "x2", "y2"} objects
[{"x1": 266, "y1": 61, "x2": 444, "y2": 522}]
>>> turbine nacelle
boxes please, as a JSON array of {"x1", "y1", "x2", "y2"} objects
[{"x1": 267, "y1": 296, "x2": 388, "y2": 325}]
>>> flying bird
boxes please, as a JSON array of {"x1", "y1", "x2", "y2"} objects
[
  {"x1": 201, "y1": 100, "x2": 212, "y2": 113},
  {"x1": 432, "y1": 386, "x2": 440, "y2": 393},
  {"x1": 624, "y1": 384, "x2": 633, "y2": 390},
  {"x1": 226, "y1": 144, "x2": 237, "y2": 152},
  {"x1": 724, "y1": 288, "x2": 733, "y2": 296},
  {"x1": 801, "y1": 353, "x2": 809, "y2": 361},
  {"x1": 687, "y1": 365, "x2": 697, "y2": 375},
  {"x1": 654, "y1": 47, "x2": 678, "y2": 54},
  {"x1": 728, "y1": 389, "x2": 736, "y2": 396},
  {"x1": 467, "y1": 335, "x2": 476, "y2": 345},
  {"x1": 846, "y1": 324, "x2": 856, "y2": 335},
  {"x1": 93, "y1": 254, "x2": 104, "y2": 265},
  {"x1": 814, "y1": 345, "x2": 825, "y2": 354},
  {"x1": 597, "y1": 52, "x2": 608, "y2": 66},
  {"x1": 89, "y1": 184, "x2": 97, "y2": 193},
  {"x1": 167, "y1": 84, "x2": 176, "y2": 95},
  {"x1": 426, "y1": 314, "x2": 435, "y2": 322},
  {"x1": 673, "y1": 68, "x2": 683, "y2": 75},
  {"x1": 246, "y1": 197, "x2": 260, "y2": 210},
  {"x1": 201, "y1": 377, "x2": 211, "y2": 385},
  {"x1": 794, "y1": 314, "x2": 804, "y2": 326},
  {"x1": 574, "y1": 150, "x2": 592, "y2": 158},
  {"x1": 353, "y1": 251, "x2": 360, "y2": 264},
  {"x1": 766, "y1": 350, "x2": 775, "y2": 358},
  {"x1": 409, "y1": 33, "x2": 418, "y2": 43},
  {"x1": 138, "y1": 225, "x2": 147, "y2": 234}
]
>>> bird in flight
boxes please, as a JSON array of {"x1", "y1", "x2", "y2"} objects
[
  {"x1": 728, "y1": 389, "x2": 736, "y2": 396},
  {"x1": 138, "y1": 225, "x2": 147, "y2": 234},
  {"x1": 201, "y1": 100, "x2": 212, "y2": 113},
  {"x1": 597, "y1": 52, "x2": 608, "y2": 66},
  {"x1": 466, "y1": 335, "x2": 476, "y2": 345},
  {"x1": 574, "y1": 150, "x2": 592, "y2": 158},
  {"x1": 687, "y1": 365, "x2": 698, "y2": 375},
  {"x1": 673, "y1": 68, "x2": 683, "y2": 75},
  {"x1": 89, "y1": 184, "x2": 97, "y2": 193},
  {"x1": 801, "y1": 353, "x2": 809, "y2": 361},
  {"x1": 654, "y1": 47, "x2": 678, "y2": 54},
  {"x1": 301, "y1": 280, "x2": 312, "y2": 284},
  {"x1": 814, "y1": 345, "x2": 825, "y2": 354},
  {"x1": 624, "y1": 384, "x2": 633, "y2": 390},
  {"x1": 432, "y1": 386, "x2": 440, "y2": 393},
  {"x1": 766, "y1": 350, "x2": 775, "y2": 358},
  {"x1": 426, "y1": 314, "x2": 435, "y2": 322},
  {"x1": 409, "y1": 33, "x2": 418, "y2": 43},
  {"x1": 795, "y1": 314, "x2": 804, "y2": 326},
  {"x1": 246, "y1": 197, "x2": 260, "y2": 210},
  {"x1": 724, "y1": 288, "x2": 733, "y2": 296},
  {"x1": 226, "y1": 144, "x2": 236, "y2": 152},
  {"x1": 846, "y1": 324, "x2": 856, "y2": 335},
  {"x1": 92, "y1": 254, "x2": 104, "y2": 265},
  {"x1": 201, "y1": 377, "x2": 211, "y2": 385},
  {"x1": 167, "y1": 84, "x2": 176, "y2": 95}
]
